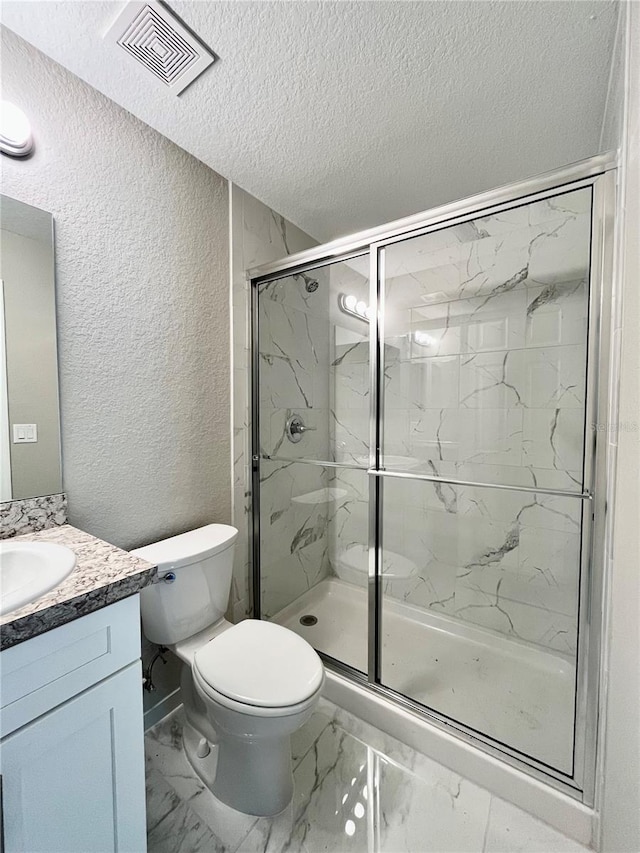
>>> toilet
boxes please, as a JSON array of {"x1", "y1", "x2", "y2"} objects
[{"x1": 132, "y1": 524, "x2": 324, "y2": 816}]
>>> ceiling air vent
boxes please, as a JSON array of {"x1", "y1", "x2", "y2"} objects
[{"x1": 105, "y1": 1, "x2": 215, "y2": 95}]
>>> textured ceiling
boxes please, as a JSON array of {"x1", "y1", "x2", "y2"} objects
[{"x1": 1, "y1": 1, "x2": 618, "y2": 241}]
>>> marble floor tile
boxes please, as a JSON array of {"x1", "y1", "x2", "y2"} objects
[
  {"x1": 240, "y1": 713, "x2": 490, "y2": 853},
  {"x1": 145, "y1": 701, "x2": 590, "y2": 853},
  {"x1": 146, "y1": 709, "x2": 259, "y2": 852},
  {"x1": 146, "y1": 769, "x2": 227, "y2": 853}
]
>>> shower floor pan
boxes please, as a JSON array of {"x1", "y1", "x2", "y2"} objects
[{"x1": 272, "y1": 577, "x2": 575, "y2": 773}]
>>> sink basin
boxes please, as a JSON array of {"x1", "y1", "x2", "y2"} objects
[{"x1": 0, "y1": 542, "x2": 77, "y2": 616}]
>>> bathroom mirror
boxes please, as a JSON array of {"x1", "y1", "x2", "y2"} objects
[{"x1": 0, "y1": 195, "x2": 62, "y2": 501}]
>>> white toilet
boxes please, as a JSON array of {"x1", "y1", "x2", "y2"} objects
[{"x1": 133, "y1": 524, "x2": 324, "y2": 816}]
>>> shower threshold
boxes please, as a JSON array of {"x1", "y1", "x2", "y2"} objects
[{"x1": 272, "y1": 578, "x2": 575, "y2": 773}]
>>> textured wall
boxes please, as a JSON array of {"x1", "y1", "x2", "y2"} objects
[
  {"x1": 0, "y1": 28, "x2": 230, "y2": 549},
  {"x1": 599, "y1": 2, "x2": 626, "y2": 153}
]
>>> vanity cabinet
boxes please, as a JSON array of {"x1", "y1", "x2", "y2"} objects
[{"x1": 0, "y1": 596, "x2": 147, "y2": 853}]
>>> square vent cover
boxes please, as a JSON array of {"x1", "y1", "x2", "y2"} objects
[{"x1": 105, "y1": 1, "x2": 215, "y2": 95}]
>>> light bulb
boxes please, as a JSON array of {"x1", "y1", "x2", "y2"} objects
[
  {"x1": 364, "y1": 306, "x2": 374, "y2": 320},
  {"x1": 344, "y1": 294, "x2": 357, "y2": 311},
  {"x1": 355, "y1": 301, "x2": 367, "y2": 316},
  {"x1": 345, "y1": 820, "x2": 356, "y2": 837}
]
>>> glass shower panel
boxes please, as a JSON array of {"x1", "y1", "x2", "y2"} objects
[
  {"x1": 380, "y1": 187, "x2": 592, "y2": 491},
  {"x1": 257, "y1": 258, "x2": 370, "y2": 673},
  {"x1": 379, "y1": 477, "x2": 584, "y2": 774},
  {"x1": 257, "y1": 270, "x2": 331, "y2": 466},
  {"x1": 378, "y1": 187, "x2": 593, "y2": 776}
]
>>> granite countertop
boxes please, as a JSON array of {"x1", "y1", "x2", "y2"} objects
[{"x1": 0, "y1": 524, "x2": 157, "y2": 651}]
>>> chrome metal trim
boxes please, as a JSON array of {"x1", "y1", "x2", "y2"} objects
[
  {"x1": 250, "y1": 279, "x2": 261, "y2": 619},
  {"x1": 248, "y1": 153, "x2": 616, "y2": 281},
  {"x1": 569, "y1": 180, "x2": 601, "y2": 796},
  {"x1": 579, "y1": 169, "x2": 617, "y2": 805},
  {"x1": 367, "y1": 245, "x2": 382, "y2": 683},
  {"x1": 250, "y1": 249, "x2": 368, "y2": 287},
  {"x1": 318, "y1": 650, "x2": 368, "y2": 682},
  {"x1": 546, "y1": 172, "x2": 613, "y2": 800},
  {"x1": 261, "y1": 454, "x2": 367, "y2": 471},
  {"x1": 366, "y1": 176, "x2": 604, "y2": 254},
  {"x1": 367, "y1": 469, "x2": 592, "y2": 500},
  {"x1": 573, "y1": 497, "x2": 594, "y2": 791}
]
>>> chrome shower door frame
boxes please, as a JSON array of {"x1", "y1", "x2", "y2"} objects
[{"x1": 249, "y1": 154, "x2": 617, "y2": 805}]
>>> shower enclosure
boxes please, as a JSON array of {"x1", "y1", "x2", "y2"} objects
[{"x1": 249, "y1": 156, "x2": 615, "y2": 801}]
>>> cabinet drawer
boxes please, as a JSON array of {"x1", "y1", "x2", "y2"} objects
[{"x1": 0, "y1": 596, "x2": 141, "y2": 737}]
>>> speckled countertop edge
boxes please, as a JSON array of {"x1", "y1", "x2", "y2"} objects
[{"x1": 0, "y1": 524, "x2": 157, "y2": 650}]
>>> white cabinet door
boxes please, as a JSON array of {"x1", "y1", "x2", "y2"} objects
[{"x1": 1, "y1": 662, "x2": 146, "y2": 853}]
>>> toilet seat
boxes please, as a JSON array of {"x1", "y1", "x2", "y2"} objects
[
  {"x1": 193, "y1": 665, "x2": 323, "y2": 718},
  {"x1": 193, "y1": 619, "x2": 323, "y2": 711}
]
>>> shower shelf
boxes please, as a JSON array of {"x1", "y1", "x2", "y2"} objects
[{"x1": 291, "y1": 487, "x2": 348, "y2": 505}]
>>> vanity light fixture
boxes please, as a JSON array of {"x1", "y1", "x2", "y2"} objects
[
  {"x1": 0, "y1": 101, "x2": 34, "y2": 158},
  {"x1": 338, "y1": 293, "x2": 373, "y2": 323}
]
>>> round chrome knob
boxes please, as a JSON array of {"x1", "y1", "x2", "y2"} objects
[{"x1": 285, "y1": 415, "x2": 316, "y2": 443}]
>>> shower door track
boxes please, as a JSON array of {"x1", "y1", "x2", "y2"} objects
[{"x1": 249, "y1": 153, "x2": 617, "y2": 807}]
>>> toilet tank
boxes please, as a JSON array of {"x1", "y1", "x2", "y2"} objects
[{"x1": 132, "y1": 524, "x2": 238, "y2": 645}]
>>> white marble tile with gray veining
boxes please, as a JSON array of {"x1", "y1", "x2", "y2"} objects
[
  {"x1": 230, "y1": 186, "x2": 317, "y2": 619},
  {"x1": 145, "y1": 699, "x2": 589, "y2": 853}
]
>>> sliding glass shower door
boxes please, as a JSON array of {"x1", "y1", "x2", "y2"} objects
[
  {"x1": 254, "y1": 257, "x2": 371, "y2": 674},
  {"x1": 376, "y1": 186, "x2": 592, "y2": 776},
  {"x1": 252, "y1": 167, "x2": 611, "y2": 796}
]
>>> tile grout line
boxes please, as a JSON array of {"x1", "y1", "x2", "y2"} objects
[
  {"x1": 228, "y1": 815, "x2": 260, "y2": 853},
  {"x1": 482, "y1": 795, "x2": 495, "y2": 852}
]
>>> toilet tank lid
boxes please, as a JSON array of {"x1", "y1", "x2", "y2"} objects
[{"x1": 130, "y1": 524, "x2": 238, "y2": 571}]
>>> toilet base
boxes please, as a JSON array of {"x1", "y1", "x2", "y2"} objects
[
  {"x1": 183, "y1": 718, "x2": 293, "y2": 816},
  {"x1": 182, "y1": 721, "x2": 219, "y2": 791},
  {"x1": 179, "y1": 664, "x2": 296, "y2": 816},
  {"x1": 215, "y1": 731, "x2": 294, "y2": 816}
]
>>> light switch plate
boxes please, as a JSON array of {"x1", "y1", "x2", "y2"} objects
[{"x1": 12, "y1": 424, "x2": 38, "y2": 443}]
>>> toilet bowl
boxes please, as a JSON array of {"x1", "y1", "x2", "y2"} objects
[{"x1": 133, "y1": 525, "x2": 324, "y2": 816}]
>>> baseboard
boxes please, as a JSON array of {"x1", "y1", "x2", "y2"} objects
[{"x1": 143, "y1": 687, "x2": 182, "y2": 731}]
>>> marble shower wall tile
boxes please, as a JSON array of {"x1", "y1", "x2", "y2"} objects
[
  {"x1": 230, "y1": 185, "x2": 317, "y2": 620},
  {"x1": 257, "y1": 265, "x2": 334, "y2": 616},
  {"x1": 328, "y1": 187, "x2": 592, "y2": 655},
  {"x1": 232, "y1": 183, "x2": 592, "y2": 656},
  {"x1": 259, "y1": 458, "x2": 334, "y2": 618}
]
